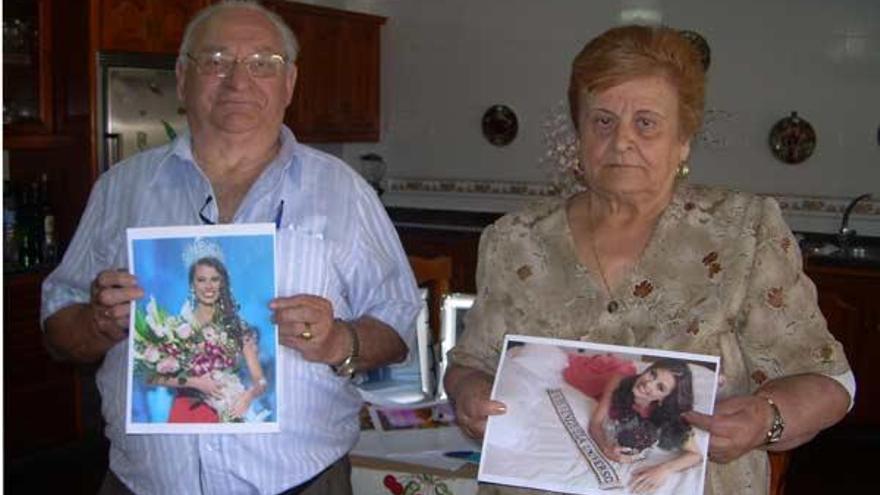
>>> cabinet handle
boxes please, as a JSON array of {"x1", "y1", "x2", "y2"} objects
[{"x1": 104, "y1": 133, "x2": 122, "y2": 169}]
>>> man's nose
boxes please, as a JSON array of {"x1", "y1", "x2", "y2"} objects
[{"x1": 223, "y1": 61, "x2": 253, "y2": 87}]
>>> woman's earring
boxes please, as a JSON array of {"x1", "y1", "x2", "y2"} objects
[{"x1": 677, "y1": 161, "x2": 691, "y2": 179}]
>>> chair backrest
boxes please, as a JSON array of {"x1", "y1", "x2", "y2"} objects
[
  {"x1": 407, "y1": 255, "x2": 452, "y2": 344},
  {"x1": 769, "y1": 450, "x2": 790, "y2": 495}
]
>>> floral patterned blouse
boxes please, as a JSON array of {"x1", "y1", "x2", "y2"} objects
[{"x1": 449, "y1": 184, "x2": 850, "y2": 495}]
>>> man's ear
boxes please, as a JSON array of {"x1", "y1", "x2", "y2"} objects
[
  {"x1": 284, "y1": 64, "x2": 298, "y2": 107},
  {"x1": 176, "y1": 58, "x2": 187, "y2": 104}
]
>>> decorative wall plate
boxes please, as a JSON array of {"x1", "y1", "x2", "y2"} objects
[
  {"x1": 482, "y1": 104, "x2": 518, "y2": 146},
  {"x1": 679, "y1": 30, "x2": 711, "y2": 71},
  {"x1": 768, "y1": 112, "x2": 817, "y2": 164}
]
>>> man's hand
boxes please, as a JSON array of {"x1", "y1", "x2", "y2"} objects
[
  {"x1": 271, "y1": 294, "x2": 348, "y2": 365},
  {"x1": 89, "y1": 269, "x2": 141, "y2": 344},
  {"x1": 682, "y1": 394, "x2": 772, "y2": 463},
  {"x1": 45, "y1": 269, "x2": 143, "y2": 363}
]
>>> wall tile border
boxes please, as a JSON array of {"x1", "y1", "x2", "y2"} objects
[{"x1": 383, "y1": 177, "x2": 879, "y2": 234}]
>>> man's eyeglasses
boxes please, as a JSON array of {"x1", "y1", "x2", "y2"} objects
[{"x1": 186, "y1": 51, "x2": 289, "y2": 79}]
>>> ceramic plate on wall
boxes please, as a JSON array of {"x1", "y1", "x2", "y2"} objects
[
  {"x1": 769, "y1": 112, "x2": 816, "y2": 164},
  {"x1": 482, "y1": 104, "x2": 518, "y2": 146}
]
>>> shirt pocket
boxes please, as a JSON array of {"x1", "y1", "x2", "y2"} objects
[{"x1": 275, "y1": 228, "x2": 349, "y2": 318}]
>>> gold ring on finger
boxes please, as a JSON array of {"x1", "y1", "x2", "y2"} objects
[{"x1": 301, "y1": 331, "x2": 313, "y2": 340}]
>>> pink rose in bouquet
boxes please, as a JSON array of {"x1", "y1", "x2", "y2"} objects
[{"x1": 156, "y1": 355, "x2": 181, "y2": 374}]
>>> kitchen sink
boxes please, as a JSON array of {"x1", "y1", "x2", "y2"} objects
[{"x1": 798, "y1": 233, "x2": 880, "y2": 269}]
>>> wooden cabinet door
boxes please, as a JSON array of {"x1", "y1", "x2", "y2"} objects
[
  {"x1": 808, "y1": 266, "x2": 880, "y2": 428},
  {"x1": 265, "y1": 1, "x2": 384, "y2": 142},
  {"x1": 99, "y1": 0, "x2": 210, "y2": 54},
  {"x1": 3, "y1": 272, "x2": 81, "y2": 458},
  {"x1": 3, "y1": 0, "x2": 55, "y2": 140}
]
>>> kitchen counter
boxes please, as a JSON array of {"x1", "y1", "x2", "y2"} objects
[{"x1": 797, "y1": 232, "x2": 880, "y2": 270}]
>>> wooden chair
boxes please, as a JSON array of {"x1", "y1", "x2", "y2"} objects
[
  {"x1": 769, "y1": 450, "x2": 790, "y2": 495},
  {"x1": 407, "y1": 255, "x2": 452, "y2": 344}
]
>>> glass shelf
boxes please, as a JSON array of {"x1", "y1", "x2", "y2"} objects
[{"x1": 3, "y1": 0, "x2": 52, "y2": 132}]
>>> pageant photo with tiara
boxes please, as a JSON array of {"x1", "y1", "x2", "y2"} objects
[
  {"x1": 125, "y1": 223, "x2": 278, "y2": 434},
  {"x1": 479, "y1": 335, "x2": 719, "y2": 495}
]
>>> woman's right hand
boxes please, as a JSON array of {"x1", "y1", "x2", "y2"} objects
[
  {"x1": 590, "y1": 419, "x2": 638, "y2": 463},
  {"x1": 445, "y1": 366, "x2": 507, "y2": 439},
  {"x1": 186, "y1": 375, "x2": 222, "y2": 400},
  {"x1": 607, "y1": 445, "x2": 640, "y2": 464}
]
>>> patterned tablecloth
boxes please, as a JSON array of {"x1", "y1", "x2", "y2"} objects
[{"x1": 352, "y1": 456, "x2": 479, "y2": 495}]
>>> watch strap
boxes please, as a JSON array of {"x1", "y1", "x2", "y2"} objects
[{"x1": 331, "y1": 319, "x2": 359, "y2": 379}]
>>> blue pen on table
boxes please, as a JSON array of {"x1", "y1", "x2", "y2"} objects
[{"x1": 443, "y1": 450, "x2": 481, "y2": 464}]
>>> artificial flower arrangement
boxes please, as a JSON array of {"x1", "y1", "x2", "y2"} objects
[{"x1": 133, "y1": 296, "x2": 247, "y2": 422}]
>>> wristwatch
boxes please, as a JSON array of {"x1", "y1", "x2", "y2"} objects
[
  {"x1": 331, "y1": 319, "x2": 359, "y2": 379},
  {"x1": 761, "y1": 395, "x2": 785, "y2": 445}
]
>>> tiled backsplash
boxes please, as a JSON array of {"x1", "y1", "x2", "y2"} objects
[{"x1": 382, "y1": 177, "x2": 880, "y2": 236}]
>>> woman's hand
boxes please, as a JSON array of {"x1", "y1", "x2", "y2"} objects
[
  {"x1": 628, "y1": 463, "x2": 673, "y2": 493},
  {"x1": 229, "y1": 388, "x2": 255, "y2": 419},
  {"x1": 589, "y1": 421, "x2": 638, "y2": 463},
  {"x1": 628, "y1": 435, "x2": 702, "y2": 493},
  {"x1": 445, "y1": 366, "x2": 506, "y2": 439},
  {"x1": 186, "y1": 375, "x2": 223, "y2": 400},
  {"x1": 682, "y1": 394, "x2": 771, "y2": 463},
  {"x1": 607, "y1": 446, "x2": 640, "y2": 464}
]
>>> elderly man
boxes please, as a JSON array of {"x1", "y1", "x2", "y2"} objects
[{"x1": 41, "y1": 2, "x2": 420, "y2": 494}]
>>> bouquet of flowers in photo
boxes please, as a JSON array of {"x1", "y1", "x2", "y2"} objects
[{"x1": 133, "y1": 296, "x2": 247, "y2": 422}]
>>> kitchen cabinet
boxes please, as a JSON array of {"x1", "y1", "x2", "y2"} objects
[
  {"x1": 804, "y1": 264, "x2": 880, "y2": 428},
  {"x1": 98, "y1": 0, "x2": 211, "y2": 54},
  {"x1": 3, "y1": 271, "x2": 82, "y2": 458},
  {"x1": 264, "y1": 1, "x2": 385, "y2": 142},
  {"x1": 4, "y1": 0, "x2": 95, "y2": 463},
  {"x1": 786, "y1": 263, "x2": 880, "y2": 495},
  {"x1": 3, "y1": 0, "x2": 62, "y2": 147},
  {"x1": 99, "y1": 0, "x2": 385, "y2": 142}
]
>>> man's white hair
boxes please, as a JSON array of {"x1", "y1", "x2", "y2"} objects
[{"x1": 178, "y1": 0, "x2": 299, "y2": 65}]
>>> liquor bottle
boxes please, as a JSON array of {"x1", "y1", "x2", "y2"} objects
[
  {"x1": 3, "y1": 180, "x2": 19, "y2": 269},
  {"x1": 43, "y1": 211, "x2": 58, "y2": 264},
  {"x1": 37, "y1": 173, "x2": 56, "y2": 264},
  {"x1": 16, "y1": 184, "x2": 37, "y2": 268}
]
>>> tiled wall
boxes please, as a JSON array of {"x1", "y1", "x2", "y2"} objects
[{"x1": 302, "y1": 0, "x2": 880, "y2": 234}]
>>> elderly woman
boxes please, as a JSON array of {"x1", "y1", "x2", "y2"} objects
[{"x1": 445, "y1": 25, "x2": 853, "y2": 495}]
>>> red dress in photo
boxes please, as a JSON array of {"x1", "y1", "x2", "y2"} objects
[
  {"x1": 563, "y1": 353, "x2": 638, "y2": 399},
  {"x1": 168, "y1": 395, "x2": 219, "y2": 423}
]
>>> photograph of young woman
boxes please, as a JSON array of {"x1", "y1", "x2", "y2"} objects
[
  {"x1": 127, "y1": 224, "x2": 277, "y2": 433},
  {"x1": 479, "y1": 336, "x2": 717, "y2": 495}
]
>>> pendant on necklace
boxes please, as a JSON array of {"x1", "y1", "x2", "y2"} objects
[{"x1": 606, "y1": 300, "x2": 619, "y2": 313}]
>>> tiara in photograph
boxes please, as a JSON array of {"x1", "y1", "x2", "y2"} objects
[{"x1": 182, "y1": 237, "x2": 225, "y2": 269}]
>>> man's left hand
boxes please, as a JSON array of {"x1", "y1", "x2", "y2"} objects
[
  {"x1": 270, "y1": 294, "x2": 348, "y2": 365},
  {"x1": 682, "y1": 395, "x2": 772, "y2": 463}
]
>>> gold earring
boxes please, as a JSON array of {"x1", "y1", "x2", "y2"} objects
[{"x1": 677, "y1": 161, "x2": 690, "y2": 179}]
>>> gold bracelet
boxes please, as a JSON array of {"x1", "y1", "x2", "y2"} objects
[{"x1": 760, "y1": 395, "x2": 785, "y2": 445}]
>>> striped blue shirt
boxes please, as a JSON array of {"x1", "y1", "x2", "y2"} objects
[{"x1": 41, "y1": 126, "x2": 421, "y2": 494}]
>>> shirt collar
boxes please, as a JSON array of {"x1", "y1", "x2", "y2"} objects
[{"x1": 149, "y1": 125, "x2": 300, "y2": 190}]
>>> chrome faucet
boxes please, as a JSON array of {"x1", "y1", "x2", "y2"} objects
[{"x1": 838, "y1": 193, "x2": 872, "y2": 248}]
